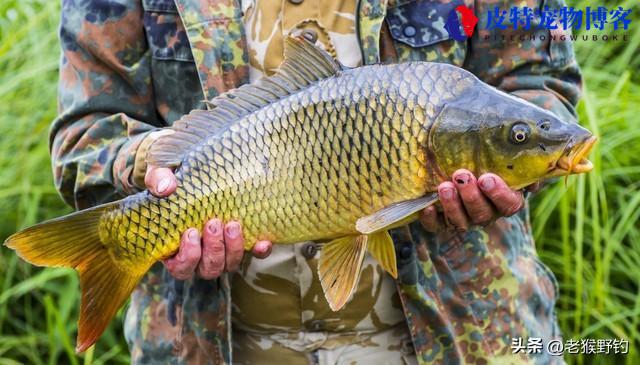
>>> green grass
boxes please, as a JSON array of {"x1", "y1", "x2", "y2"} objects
[
  {"x1": 0, "y1": 0, "x2": 638, "y2": 364},
  {"x1": 0, "y1": 1, "x2": 131, "y2": 364}
]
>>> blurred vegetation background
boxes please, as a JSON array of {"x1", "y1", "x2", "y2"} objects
[{"x1": 0, "y1": 0, "x2": 638, "y2": 364}]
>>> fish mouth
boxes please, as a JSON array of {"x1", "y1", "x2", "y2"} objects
[{"x1": 553, "y1": 136, "x2": 598, "y2": 175}]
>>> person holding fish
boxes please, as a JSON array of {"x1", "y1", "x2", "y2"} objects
[{"x1": 5, "y1": 0, "x2": 592, "y2": 364}]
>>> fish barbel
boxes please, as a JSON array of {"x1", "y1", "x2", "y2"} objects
[{"x1": 4, "y1": 37, "x2": 596, "y2": 351}]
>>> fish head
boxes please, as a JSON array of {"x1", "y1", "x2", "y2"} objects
[{"x1": 430, "y1": 82, "x2": 596, "y2": 189}]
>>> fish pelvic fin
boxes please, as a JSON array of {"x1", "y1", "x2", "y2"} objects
[
  {"x1": 367, "y1": 231, "x2": 398, "y2": 279},
  {"x1": 4, "y1": 201, "x2": 149, "y2": 353},
  {"x1": 318, "y1": 235, "x2": 368, "y2": 311}
]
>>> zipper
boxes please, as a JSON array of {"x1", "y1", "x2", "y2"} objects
[{"x1": 355, "y1": 0, "x2": 366, "y2": 64}]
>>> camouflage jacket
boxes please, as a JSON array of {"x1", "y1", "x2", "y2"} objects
[{"x1": 53, "y1": 0, "x2": 581, "y2": 364}]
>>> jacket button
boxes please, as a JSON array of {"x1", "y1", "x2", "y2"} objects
[
  {"x1": 399, "y1": 243, "x2": 413, "y2": 259},
  {"x1": 289, "y1": 0, "x2": 303, "y2": 4},
  {"x1": 308, "y1": 319, "x2": 325, "y2": 331},
  {"x1": 301, "y1": 242, "x2": 318, "y2": 259},
  {"x1": 403, "y1": 25, "x2": 417, "y2": 37},
  {"x1": 301, "y1": 29, "x2": 318, "y2": 43}
]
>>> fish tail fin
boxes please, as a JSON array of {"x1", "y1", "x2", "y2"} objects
[
  {"x1": 4, "y1": 203, "x2": 115, "y2": 268},
  {"x1": 4, "y1": 201, "x2": 148, "y2": 352},
  {"x1": 75, "y1": 249, "x2": 146, "y2": 352}
]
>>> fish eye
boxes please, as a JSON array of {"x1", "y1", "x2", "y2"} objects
[
  {"x1": 510, "y1": 123, "x2": 530, "y2": 144},
  {"x1": 538, "y1": 119, "x2": 551, "y2": 131}
]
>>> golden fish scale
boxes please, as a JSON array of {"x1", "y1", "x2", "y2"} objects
[{"x1": 99, "y1": 63, "x2": 468, "y2": 264}]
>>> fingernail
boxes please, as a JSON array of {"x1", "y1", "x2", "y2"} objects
[
  {"x1": 157, "y1": 177, "x2": 171, "y2": 193},
  {"x1": 188, "y1": 229, "x2": 199, "y2": 242},
  {"x1": 441, "y1": 188, "x2": 454, "y2": 199},
  {"x1": 454, "y1": 173, "x2": 470, "y2": 185},
  {"x1": 208, "y1": 220, "x2": 221, "y2": 235},
  {"x1": 480, "y1": 176, "x2": 495, "y2": 191},
  {"x1": 255, "y1": 241, "x2": 268, "y2": 252},
  {"x1": 226, "y1": 223, "x2": 240, "y2": 239}
]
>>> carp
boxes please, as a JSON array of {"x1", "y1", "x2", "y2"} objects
[{"x1": 4, "y1": 37, "x2": 596, "y2": 352}]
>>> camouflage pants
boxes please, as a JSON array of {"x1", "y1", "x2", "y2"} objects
[
  {"x1": 230, "y1": 242, "x2": 416, "y2": 363},
  {"x1": 232, "y1": 323, "x2": 418, "y2": 364}
]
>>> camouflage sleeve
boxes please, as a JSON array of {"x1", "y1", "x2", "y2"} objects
[
  {"x1": 466, "y1": 0, "x2": 582, "y2": 121},
  {"x1": 51, "y1": 0, "x2": 162, "y2": 209}
]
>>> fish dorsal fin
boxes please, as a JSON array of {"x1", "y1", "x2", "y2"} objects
[{"x1": 147, "y1": 36, "x2": 343, "y2": 168}]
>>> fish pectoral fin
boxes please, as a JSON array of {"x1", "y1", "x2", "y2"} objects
[
  {"x1": 318, "y1": 235, "x2": 368, "y2": 311},
  {"x1": 3, "y1": 200, "x2": 150, "y2": 353},
  {"x1": 356, "y1": 194, "x2": 440, "y2": 235},
  {"x1": 367, "y1": 231, "x2": 398, "y2": 279}
]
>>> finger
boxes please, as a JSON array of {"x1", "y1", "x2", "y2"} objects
[
  {"x1": 224, "y1": 221, "x2": 244, "y2": 271},
  {"x1": 163, "y1": 228, "x2": 201, "y2": 280},
  {"x1": 478, "y1": 173, "x2": 525, "y2": 217},
  {"x1": 438, "y1": 182, "x2": 470, "y2": 231},
  {"x1": 251, "y1": 240, "x2": 273, "y2": 259},
  {"x1": 223, "y1": 221, "x2": 245, "y2": 272},
  {"x1": 452, "y1": 169, "x2": 495, "y2": 226},
  {"x1": 144, "y1": 165, "x2": 177, "y2": 197},
  {"x1": 526, "y1": 181, "x2": 542, "y2": 193},
  {"x1": 198, "y1": 219, "x2": 226, "y2": 279},
  {"x1": 419, "y1": 205, "x2": 444, "y2": 232}
]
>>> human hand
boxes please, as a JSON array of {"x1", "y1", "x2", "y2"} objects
[
  {"x1": 145, "y1": 165, "x2": 273, "y2": 280},
  {"x1": 420, "y1": 169, "x2": 539, "y2": 232}
]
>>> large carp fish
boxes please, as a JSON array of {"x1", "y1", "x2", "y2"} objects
[{"x1": 5, "y1": 37, "x2": 596, "y2": 351}]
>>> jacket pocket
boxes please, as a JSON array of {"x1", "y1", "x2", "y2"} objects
[
  {"x1": 141, "y1": 0, "x2": 203, "y2": 122},
  {"x1": 386, "y1": 0, "x2": 468, "y2": 66},
  {"x1": 543, "y1": 0, "x2": 578, "y2": 67},
  {"x1": 142, "y1": 0, "x2": 194, "y2": 61}
]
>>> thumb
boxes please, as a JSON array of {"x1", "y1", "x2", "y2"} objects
[{"x1": 145, "y1": 165, "x2": 177, "y2": 197}]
